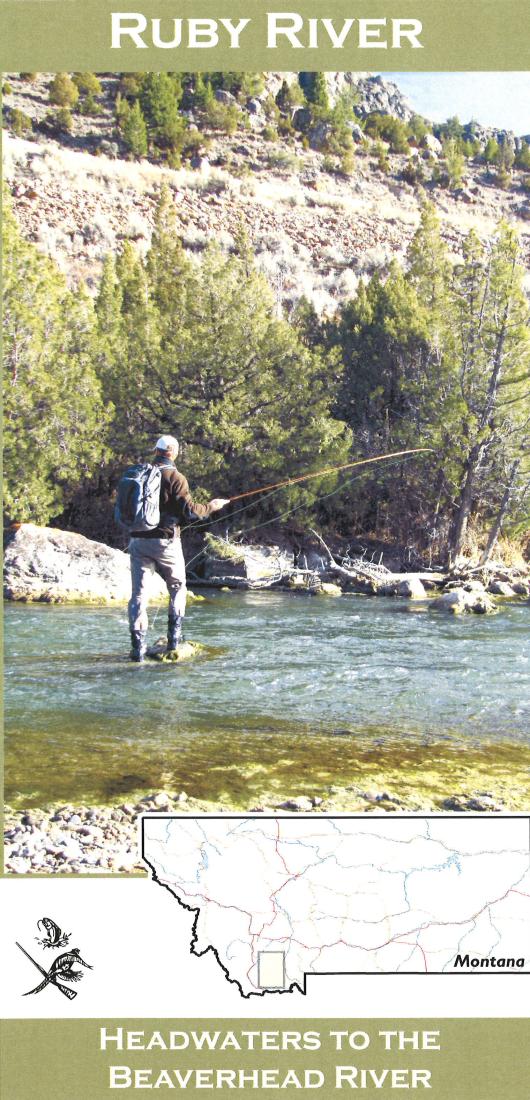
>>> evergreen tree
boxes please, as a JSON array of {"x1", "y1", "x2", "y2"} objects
[
  {"x1": 122, "y1": 100, "x2": 148, "y2": 158},
  {"x1": 140, "y1": 72, "x2": 184, "y2": 149},
  {"x1": 442, "y1": 137, "x2": 465, "y2": 189},
  {"x1": 145, "y1": 185, "x2": 190, "y2": 316},
  {"x1": 3, "y1": 199, "x2": 110, "y2": 524},
  {"x1": 72, "y1": 72, "x2": 102, "y2": 96},
  {"x1": 407, "y1": 201, "x2": 452, "y2": 317},
  {"x1": 276, "y1": 79, "x2": 305, "y2": 113},
  {"x1": 439, "y1": 115, "x2": 464, "y2": 143},
  {"x1": 515, "y1": 141, "x2": 530, "y2": 171},
  {"x1": 95, "y1": 194, "x2": 351, "y2": 513},
  {"x1": 483, "y1": 137, "x2": 500, "y2": 177},
  {"x1": 448, "y1": 224, "x2": 530, "y2": 564},
  {"x1": 305, "y1": 72, "x2": 329, "y2": 112},
  {"x1": 48, "y1": 73, "x2": 79, "y2": 108}
]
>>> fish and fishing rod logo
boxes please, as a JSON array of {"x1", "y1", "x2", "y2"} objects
[{"x1": 16, "y1": 916, "x2": 93, "y2": 1000}]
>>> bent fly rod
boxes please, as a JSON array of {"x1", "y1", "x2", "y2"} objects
[{"x1": 228, "y1": 448, "x2": 433, "y2": 504}]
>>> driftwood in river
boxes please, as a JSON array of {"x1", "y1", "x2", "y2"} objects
[{"x1": 309, "y1": 530, "x2": 446, "y2": 588}]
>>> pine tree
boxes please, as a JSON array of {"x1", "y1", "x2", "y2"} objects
[
  {"x1": 48, "y1": 72, "x2": 79, "y2": 108},
  {"x1": 305, "y1": 72, "x2": 329, "y2": 112},
  {"x1": 122, "y1": 100, "x2": 148, "y2": 158},
  {"x1": 140, "y1": 72, "x2": 184, "y2": 150},
  {"x1": 439, "y1": 115, "x2": 464, "y2": 142},
  {"x1": 407, "y1": 201, "x2": 452, "y2": 319},
  {"x1": 3, "y1": 198, "x2": 110, "y2": 524},
  {"x1": 72, "y1": 72, "x2": 102, "y2": 96},
  {"x1": 483, "y1": 137, "x2": 500, "y2": 176},
  {"x1": 145, "y1": 185, "x2": 190, "y2": 316},
  {"x1": 448, "y1": 224, "x2": 530, "y2": 564},
  {"x1": 97, "y1": 216, "x2": 352, "y2": 511},
  {"x1": 515, "y1": 141, "x2": 530, "y2": 171},
  {"x1": 442, "y1": 137, "x2": 465, "y2": 189},
  {"x1": 95, "y1": 254, "x2": 124, "y2": 385},
  {"x1": 329, "y1": 262, "x2": 451, "y2": 542},
  {"x1": 276, "y1": 79, "x2": 305, "y2": 113}
]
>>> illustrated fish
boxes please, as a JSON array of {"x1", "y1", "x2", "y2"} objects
[{"x1": 36, "y1": 917, "x2": 70, "y2": 949}]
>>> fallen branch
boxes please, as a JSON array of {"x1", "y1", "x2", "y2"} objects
[
  {"x1": 309, "y1": 530, "x2": 447, "y2": 586},
  {"x1": 309, "y1": 529, "x2": 377, "y2": 581}
]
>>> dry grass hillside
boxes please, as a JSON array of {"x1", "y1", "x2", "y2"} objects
[{"x1": 3, "y1": 71, "x2": 530, "y2": 311}]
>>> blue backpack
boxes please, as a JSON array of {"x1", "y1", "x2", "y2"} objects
[{"x1": 114, "y1": 463, "x2": 164, "y2": 533}]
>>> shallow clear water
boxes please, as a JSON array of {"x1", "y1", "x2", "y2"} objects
[{"x1": 4, "y1": 592, "x2": 530, "y2": 807}]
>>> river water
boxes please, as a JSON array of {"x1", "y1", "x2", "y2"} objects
[{"x1": 4, "y1": 592, "x2": 530, "y2": 808}]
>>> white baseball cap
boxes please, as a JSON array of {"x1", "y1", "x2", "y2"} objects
[{"x1": 155, "y1": 434, "x2": 179, "y2": 453}]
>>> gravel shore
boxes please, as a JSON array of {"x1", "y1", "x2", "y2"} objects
[{"x1": 3, "y1": 780, "x2": 520, "y2": 875}]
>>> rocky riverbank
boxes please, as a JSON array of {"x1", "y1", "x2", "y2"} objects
[
  {"x1": 4, "y1": 523, "x2": 529, "y2": 610},
  {"x1": 5, "y1": 756, "x2": 530, "y2": 874}
]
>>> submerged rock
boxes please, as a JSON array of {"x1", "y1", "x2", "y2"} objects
[
  {"x1": 315, "y1": 582, "x2": 342, "y2": 597},
  {"x1": 442, "y1": 795, "x2": 504, "y2": 812},
  {"x1": 146, "y1": 639, "x2": 214, "y2": 662},
  {"x1": 431, "y1": 589, "x2": 468, "y2": 614}
]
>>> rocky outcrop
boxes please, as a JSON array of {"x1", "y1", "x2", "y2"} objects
[
  {"x1": 422, "y1": 133, "x2": 443, "y2": 157},
  {"x1": 351, "y1": 75, "x2": 415, "y2": 121},
  {"x1": 3, "y1": 523, "x2": 166, "y2": 603}
]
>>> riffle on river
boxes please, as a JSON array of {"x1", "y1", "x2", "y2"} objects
[{"x1": 4, "y1": 591, "x2": 530, "y2": 809}]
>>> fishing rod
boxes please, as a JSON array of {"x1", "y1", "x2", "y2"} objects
[
  {"x1": 227, "y1": 448, "x2": 433, "y2": 504},
  {"x1": 184, "y1": 451, "x2": 422, "y2": 568},
  {"x1": 16, "y1": 942, "x2": 77, "y2": 1000}
]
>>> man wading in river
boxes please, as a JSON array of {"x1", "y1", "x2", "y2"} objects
[{"x1": 116, "y1": 435, "x2": 229, "y2": 662}]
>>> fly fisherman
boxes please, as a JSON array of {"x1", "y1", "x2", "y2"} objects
[{"x1": 116, "y1": 434, "x2": 229, "y2": 662}]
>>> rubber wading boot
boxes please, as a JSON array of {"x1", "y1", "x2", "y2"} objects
[
  {"x1": 130, "y1": 630, "x2": 147, "y2": 663},
  {"x1": 167, "y1": 614, "x2": 184, "y2": 651}
]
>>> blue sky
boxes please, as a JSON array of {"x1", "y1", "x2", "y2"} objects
[{"x1": 380, "y1": 73, "x2": 530, "y2": 135}]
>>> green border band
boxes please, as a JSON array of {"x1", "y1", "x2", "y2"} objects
[
  {"x1": 1, "y1": 0, "x2": 530, "y2": 72},
  {"x1": 1, "y1": 1018, "x2": 529, "y2": 1099}
]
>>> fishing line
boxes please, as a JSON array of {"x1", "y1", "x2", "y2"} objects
[
  {"x1": 180, "y1": 482, "x2": 293, "y2": 537},
  {"x1": 184, "y1": 453, "x2": 420, "y2": 571},
  {"x1": 182, "y1": 448, "x2": 431, "y2": 537},
  {"x1": 227, "y1": 448, "x2": 432, "y2": 503},
  {"x1": 236, "y1": 453, "x2": 421, "y2": 536}
]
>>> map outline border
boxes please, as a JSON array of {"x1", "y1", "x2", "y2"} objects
[{"x1": 141, "y1": 814, "x2": 530, "y2": 998}]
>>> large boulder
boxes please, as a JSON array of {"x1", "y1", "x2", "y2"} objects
[
  {"x1": 201, "y1": 537, "x2": 293, "y2": 588},
  {"x1": 431, "y1": 586, "x2": 496, "y2": 615},
  {"x1": 397, "y1": 577, "x2": 427, "y2": 599},
  {"x1": 487, "y1": 579, "x2": 516, "y2": 597},
  {"x1": 308, "y1": 121, "x2": 333, "y2": 150},
  {"x1": 3, "y1": 523, "x2": 167, "y2": 604},
  {"x1": 352, "y1": 75, "x2": 414, "y2": 121},
  {"x1": 246, "y1": 97, "x2": 263, "y2": 116},
  {"x1": 422, "y1": 133, "x2": 442, "y2": 157},
  {"x1": 292, "y1": 106, "x2": 312, "y2": 133},
  {"x1": 349, "y1": 122, "x2": 365, "y2": 143},
  {"x1": 214, "y1": 89, "x2": 241, "y2": 110}
]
